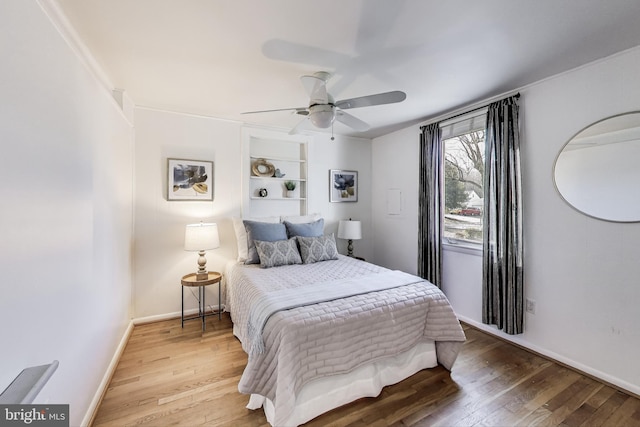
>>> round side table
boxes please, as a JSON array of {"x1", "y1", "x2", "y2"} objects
[{"x1": 181, "y1": 271, "x2": 222, "y2": 331}]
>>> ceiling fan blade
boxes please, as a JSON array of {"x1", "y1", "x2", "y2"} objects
[
  {"x1": 335, "y1": 90, "x2": 406, "y2": 110},
  {"x1": 335, "y1": 110, "x2": 370, "y2": 132},
  {"x1": 300, "y1": 73, "x2": 329, "y2": 105},
  {"x1": 289, "y1": 117, "x2": 310, "y2": 135},
  {"x1": 242, "y1": 107, "x2": 307, "y2": 115}
]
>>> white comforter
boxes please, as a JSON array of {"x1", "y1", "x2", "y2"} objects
[{"x1": 226, "y1": 256, "x2": 465, "y2": 425}]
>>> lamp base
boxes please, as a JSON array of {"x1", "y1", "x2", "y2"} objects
[{"x1": 196, "y1": 250, "x2": 209, "y2": 280}]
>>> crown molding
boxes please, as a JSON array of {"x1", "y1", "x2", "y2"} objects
[{"x1": 36, "y1": 0, "x2": 114, "y2": 93}]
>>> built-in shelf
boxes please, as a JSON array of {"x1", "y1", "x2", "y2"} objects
[
  {"x1": 242, "y1": 128, "x2": 310, "y2": 218},
  {"x1": 250, "y1": 197, "x2": 307, "y2": 201},
  {"x1": 250, "y1": 176, "x2": 307, "y2": 182},
  {"x1": 250, "y1": 155, "x2": 306, "y2": 163}
]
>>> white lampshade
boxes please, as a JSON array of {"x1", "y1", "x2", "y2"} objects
[
  {"x1": 337, "y1": 220, "x2": 362, "y2": 240},
  {"x1": 184, "y1": 222, "x2": 220, "y2": 251}
]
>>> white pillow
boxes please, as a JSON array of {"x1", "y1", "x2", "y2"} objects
[
  {"x1": 232, "y1": 216, "x2": 280, "y2": 262},
  {"x1": 279, "y1": 213, "x2": 322, "y2": 224}
]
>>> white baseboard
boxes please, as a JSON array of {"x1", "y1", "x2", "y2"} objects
[
  {"x1": 81, "y1": 320, "x2": 135, "y2": 427},
  {"x1": 133, "y1": 311, "x2": 183, "y2": 325},
  {"x1": 133, "y1": 306, "x2": 225, "y2": 326},
  {"x1": 458, "y1": 315, "x2": 640, "y2": 398}
]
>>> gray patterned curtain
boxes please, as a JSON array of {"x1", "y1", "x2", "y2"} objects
[
  {"x1": 418, "y1": 123, "x2": 443, "y2": 287},
  {"x1": 482, "y1": 95, "x2": 524, "y2": 334}
]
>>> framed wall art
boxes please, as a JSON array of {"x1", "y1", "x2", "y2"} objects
[
  {"x1": 167, "y1": 158, "x2": 214, "y2": 201},
  {"x1": 330, "y1": 169, "x2": 358, "y2": 202}
]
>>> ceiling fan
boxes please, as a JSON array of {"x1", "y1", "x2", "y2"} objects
[{"x1": 242, "y1": 71, "x2": 406, "y2": 135}]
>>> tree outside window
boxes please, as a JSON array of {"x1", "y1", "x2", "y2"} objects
[{"x1": 443, "y1": 130, "x2": 485, "y2": 244}]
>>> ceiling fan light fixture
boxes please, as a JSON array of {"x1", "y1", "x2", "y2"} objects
[{"x1": 309, "y1": 104, "x2": 335, "y2": 128}]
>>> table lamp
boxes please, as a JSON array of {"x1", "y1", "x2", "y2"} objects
[
  {"x1": 184, "y1": 222, "x2": 220, "y2": 280},
  {"x1": 337, "y1": 219, "x2": 362, "y2": 257}
]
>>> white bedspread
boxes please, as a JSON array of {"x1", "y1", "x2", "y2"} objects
[{"x1": 226, "y1": 256, "x2": 465, "y2": 425}]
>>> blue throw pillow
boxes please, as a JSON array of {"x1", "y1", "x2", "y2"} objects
[
  {"x1": 244, "y1": 220, "x2": 288, "y2": 264},
  {"x1": 284, "y1": 218, "x2": 324, "y2": 238}
]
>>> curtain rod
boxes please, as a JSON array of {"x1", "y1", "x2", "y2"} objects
[{"x1": 420, "y1": 92, "x2": 520, "y2": 130}]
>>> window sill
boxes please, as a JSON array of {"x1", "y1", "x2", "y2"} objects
[{"x1": 442, "y1": 240, "x2": 483, "y2": 257}]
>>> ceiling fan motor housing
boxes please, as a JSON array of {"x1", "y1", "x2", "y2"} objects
[{"x1": 308, "y1": 104, "x2": 335, "y2": 128}]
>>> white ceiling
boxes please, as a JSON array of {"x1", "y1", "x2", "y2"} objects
[{"x1": 55, "y1": 0, "x2": 640, "y2": 139}]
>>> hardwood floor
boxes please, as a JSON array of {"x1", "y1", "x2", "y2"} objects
[{"x1": 92, "y1": 314, "x2": 640, "y2": 426}]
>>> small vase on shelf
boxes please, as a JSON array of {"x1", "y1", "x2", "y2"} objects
[{"x1": 284, "y1": 181, "x2": 296, "y2": 198}]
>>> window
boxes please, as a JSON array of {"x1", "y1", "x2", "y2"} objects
[{"x1": 442, "y1": 111, "x2": 486, "y2": 245}]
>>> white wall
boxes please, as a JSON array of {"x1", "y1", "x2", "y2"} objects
[
  {"x1": 371, "y1": 126, "x2": 420, "y2": 275},
  {"x1": 306, "y1": 132, "x2": 374, "y2": 260},
  {"x1": 372, "y1": 46, "x2": 640, "y2": 395},
  {"x1": 132, "y1": 112, "x2": 373, "y2": 319},
  {"x1": 133, "y1": 109, "x2": 242, "y2": 318},
  {"x1": 0, "y1": 1, "x2": 133, "y2": 425}
]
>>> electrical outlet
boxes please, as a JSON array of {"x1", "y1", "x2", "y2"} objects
[{"x1": 526, "y1": 298, "x2": 536, "y2": 314}]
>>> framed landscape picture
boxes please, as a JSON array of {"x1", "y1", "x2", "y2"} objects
[
  {"x1": 167, "y1": 158, "x2": 214, "y2": 201},
  {"x1": 330, "y1": 169, "x2": 358, "y2": 202}
]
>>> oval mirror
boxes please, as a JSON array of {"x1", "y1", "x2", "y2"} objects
[{"x1": 554, "y1": 112, "x2": 640, "y2": 222}]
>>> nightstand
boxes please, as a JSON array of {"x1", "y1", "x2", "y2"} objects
[{"x1": 180, "y1": 271, "x2": 222, "y2": 331}]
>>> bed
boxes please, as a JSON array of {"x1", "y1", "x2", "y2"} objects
[{"x1": 226, "y1": 216, "x2": 466, "y2": 426}]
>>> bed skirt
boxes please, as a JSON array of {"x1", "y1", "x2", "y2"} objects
[{"x1": 246, "y1": 339, "x2": 437, "y2": 427}]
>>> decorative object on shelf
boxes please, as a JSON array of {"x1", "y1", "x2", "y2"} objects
[
  {"x1": 284, "y1": 180, "x2": 297, "y2": 197},
  {"x1": 252, "y1": 158, "x2": 275, "y2": 177},
  {"x1": 184, "y1": 222, "x2": 220, "y2": 280},
  {"x1": 167, "y1": 158, "x2": 214, "y2": 201},
  {"x1": 337, "y1": 218, "x2": 362, "y2": 257},
  {"x1": 330, "y1": 169, "x2": 358, "y2": 202},
  {"x1": 258, "y1": 188, "x2": 268, "y2": 197},
  {"x1": 274, "y1": 168, "x2": 286, "y2": 178}
]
